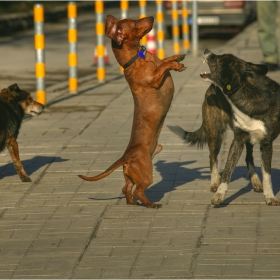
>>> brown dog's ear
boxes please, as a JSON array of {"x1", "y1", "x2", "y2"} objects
[
  {"x1": 245, "y1": 62, "x2": 268, "y2": 75},
  {"x1": 7, "y1": 83, "x2": 21, "y2": 98},
  {"x1": 105, "y1": 15, "x2": 124, "y2": 45}
]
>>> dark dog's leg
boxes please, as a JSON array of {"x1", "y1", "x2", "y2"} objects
[
  {"x1": 208, "y1": 137, "x2": 222, "y2": 192},
  {"x1": 211, "y1": 136, "x2": 244, "y2": 205},
  {"x1": 245, "y1": 142, "x2": 263, "y2": 192},
  {"x1": 260, "y1": 143, "x2": 279, "y2": 205},
  {"x1": 5, "y1": 137, "x2": 31, "y2": 182}
]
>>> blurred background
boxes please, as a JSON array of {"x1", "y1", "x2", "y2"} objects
[{"x1": 0, "y1": 1, "x2": 257, "y2": 95}]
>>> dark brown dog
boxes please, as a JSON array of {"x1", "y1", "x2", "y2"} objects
[
  {"x1": 78, "y1": 15, "x2": 185, "y2": 208},
  {"x1": 0, "y1": 84, "x2": 45, "y2": 182}
]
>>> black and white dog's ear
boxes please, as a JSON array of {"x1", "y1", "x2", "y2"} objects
[
  {"x1": 222, "y1": 72, "x2": 241, "y2": 95},
  {"x1": 245, "y1": 62, "x2": 268, "y2": 75}
]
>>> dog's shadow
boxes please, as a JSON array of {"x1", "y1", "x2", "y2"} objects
[
  {"x1": 0, "y1": 156, "x2": 68, "y2": 180},
  {"x1": 146, "y1": 161, "x2": 280, "y2": 205},
  {"x1": 220, "y1": 166, "x2": 280, "y2": 206},
  {"x1": 145, "y1": 160, "x2": 208, "y2": 204}
]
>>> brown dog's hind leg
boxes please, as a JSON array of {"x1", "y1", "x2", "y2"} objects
[
  {"x1": 152, "y1": 144, "x2": 162, "y2": 159},
  {"x1": 122, "y1": 174, "x2": 138, "y2": 205},
  {"x1": 126, "y1": 159, "x2": 161, "y2": 208},
  {"x1": 133, "y1": 185, "x2": 162, "y2": 208},
  {"x1": 6, "y1": 137, "x2": 31, "y2": 182}
]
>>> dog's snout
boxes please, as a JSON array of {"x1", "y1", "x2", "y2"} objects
[{"x1": 148, "y1": 16, "x2": 154, "y2": 23}]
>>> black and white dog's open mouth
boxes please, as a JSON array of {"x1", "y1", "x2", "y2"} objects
[{"x1": 200, "y1": 57, "x2": 211, "y2": 81}]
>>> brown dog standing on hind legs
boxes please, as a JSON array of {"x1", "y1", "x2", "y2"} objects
[{"x1": 78, "y1": 15, "x2": 186, "y2": 208}]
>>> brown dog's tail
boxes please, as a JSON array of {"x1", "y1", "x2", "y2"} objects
[
  {"x1": 167, "y1": 125, "x2": 207, "y2": 149},
  {"x1": 78, "y1": 157, "x2": 124, "y2": 181}
]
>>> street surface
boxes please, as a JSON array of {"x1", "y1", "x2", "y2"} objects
[{"x1": 0, "y1": 3, "x2": 280, "y2": 279}]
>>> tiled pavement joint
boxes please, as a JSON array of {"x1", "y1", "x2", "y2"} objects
[
  {"x1": 189, "y1": 204, "x2": 211, "y2": 277},
  {"x1": 70, "y1": 205, "x2": 110, "y2": 278}
]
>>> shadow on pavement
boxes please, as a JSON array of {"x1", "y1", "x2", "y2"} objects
[
  {"x1": 0, "y1": 156, "x2": 68, "y2": 179},
  {"x1": 147, "y1": 161, "x2": 280, "y2": 205}
]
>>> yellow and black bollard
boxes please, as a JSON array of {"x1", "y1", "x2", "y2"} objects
[
  {"x1": 171, "y1": 0, "x2": 180, "y2": 54},
  {"x1": 95, "y1": 1, "x2": 105, "y2": 82},
  {"x1": 34, "y1": 4, "x2": 46, "y2": 105},
  {"x1": 156, "y1": 0, "x2": 165, "y2": 59},
  {"x1": 182, "y1": 0, "x2": 190, "y2": 53},
  {"x1": 68, "y1": 2, "x2": 78, "y2": 94}
]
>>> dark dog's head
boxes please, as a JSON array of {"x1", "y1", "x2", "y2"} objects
[
  {"x1": 1, "y1": 84, "x2": 45, "y2": 116},
  {"x1": 105, "y1": 14, "x2": 154, "y2": 46},
  {"x1": 200, "y1": 49, "x2": 268, "y2": 96}
]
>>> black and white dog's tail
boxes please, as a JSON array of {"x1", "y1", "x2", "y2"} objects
[{"x1": 167, "y1": 125, "x2": 207, "y2": 149}]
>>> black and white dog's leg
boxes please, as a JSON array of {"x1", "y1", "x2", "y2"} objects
[
  {"x1": 245, "y1": 142, "x2": 263, "y2": 192},
  {"x1": 208, "y1": 137, "x2": 222, "y2": 193},
  {"x1": 211, "y1": 136, "x2": 244, "y2": 205},
  {"x1": 260, "y1": 143, "x2": 279, "y2": 205}
]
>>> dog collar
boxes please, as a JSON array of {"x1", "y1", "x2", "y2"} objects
[{"x1": 123, "y1": 45, "x2": 146, "y2": 69}]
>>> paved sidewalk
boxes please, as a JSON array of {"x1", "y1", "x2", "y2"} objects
[{"x1": 1, "y1": 21, "x2": 280, "y2": 279}]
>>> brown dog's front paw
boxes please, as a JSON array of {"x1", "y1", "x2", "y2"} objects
[
  {"x1": 174, "y1": 54, "x2": 186, "y2": 62},
  {"x1": 174, "y1": 62, "x2": 186, "y2": 72}
]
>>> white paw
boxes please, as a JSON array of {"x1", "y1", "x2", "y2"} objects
[
  {"x1": 265, "y1": 196, "x2": 279, "y2": 206},
  {"x1": 211, "y1": 183, "x2": 227, "y2": 205}
]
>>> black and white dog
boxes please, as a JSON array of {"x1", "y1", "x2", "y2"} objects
[
  {"x1": 170, "y1": 49, "x2": 280, "y2": 206},
  {"x1": 202, "y1": 49, "x2": 280, "y2": 205}
]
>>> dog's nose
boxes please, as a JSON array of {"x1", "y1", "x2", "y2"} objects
[{"x1": 147, "y1": 16, "x2": 154, "y2": 23}]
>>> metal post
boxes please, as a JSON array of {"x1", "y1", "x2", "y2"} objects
[
  {"x1": 120, "y1": 0, "x2": 129, "y2": 72},
  {"x1": 192, "y1": 0, "x2": 198, "y2": 56},
  {"x1": 172, "y1": 0, "x2": 180, "y2": 54},
  {"x1": 120, "y1": 0, "x2": 129, "y2": 19},
  {"x1": 34, "y1": 4, "x2": 46, "y2": 105},
  {"x1": 139, "y1": 0, "x2": 147, "y2": 45},
  {"x1": 95, "y1": 0, "x2": 105, "y2": 82},
  {"x1": 182, "y1": 0, "x2": 190, "y2": 53},
  {"x1": 68, "y1": 2, "x2": 78, "y2": 94},
  {"x1": 156, "y1": 0, "x2": 165, "y2": 59}
]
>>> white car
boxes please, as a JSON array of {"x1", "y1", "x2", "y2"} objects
[{"x1": 164, "y1": 0, "x2": 257, "y2": 37}]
